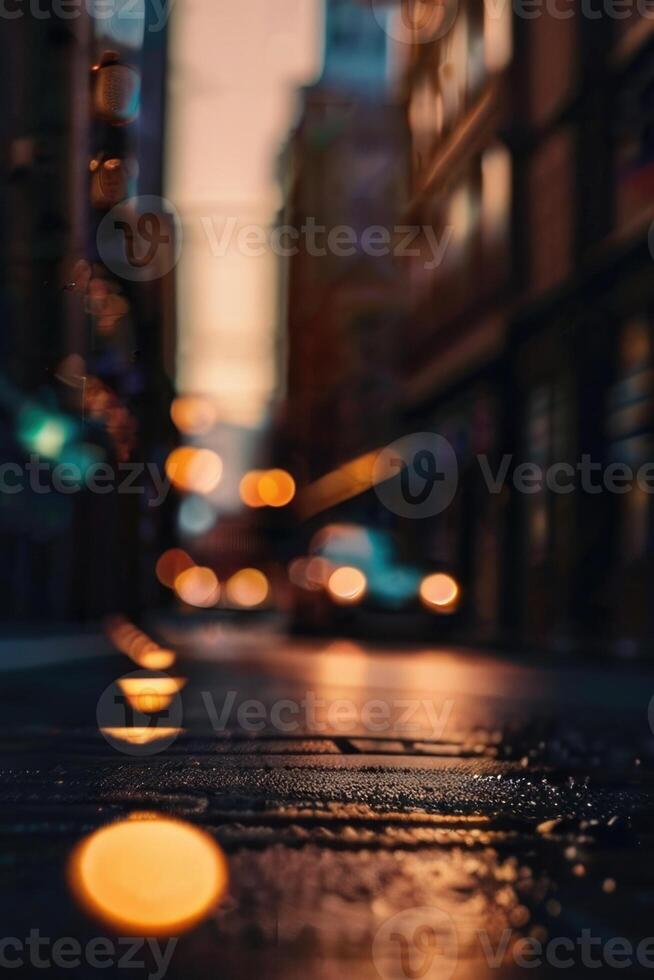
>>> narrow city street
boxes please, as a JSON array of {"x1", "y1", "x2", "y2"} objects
[
  {"x1": 4, "y1": 0, "x2": 654, "y2": 975},
  {"x1": 2, "y1": 625, "x2": 654, "y2": 978}
]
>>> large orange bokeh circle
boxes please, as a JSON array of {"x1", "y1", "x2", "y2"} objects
[{"x1": 69, "y1": 814, "x2": 229, "y2": 936}]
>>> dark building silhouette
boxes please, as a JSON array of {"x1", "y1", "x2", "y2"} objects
[{"x1": 0, "y1": 2, "x2": 175, "y2": 623}]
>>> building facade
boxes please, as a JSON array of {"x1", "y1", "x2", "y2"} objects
[
  {"x1": 284, "y1": 0, "x2": 654, "y2": 654},
  {"x1": 400, "y1": 1, "x2": 654, "y2": 653},
  {"x1": 0, "y1": 2, "x2": 175, "y2": 623},
  {"x1": 283, "y1": 0, "x2": 410, "y2": 486}
]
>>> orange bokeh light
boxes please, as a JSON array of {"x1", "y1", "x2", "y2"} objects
[
  {"x1": 419, "y1": 573, "x2": 460, "y2": 613},
  {"x1": 156, "y1": 549, "x2": 195, "y2": 589},
  {"x1": 165, "y1": 447, "x2": 223, "y2": 495},
  {"x1": 138, "y1": 649, "x2": 177, "y2": 671},
  {"x1": 326, "y1": 566, "x2": 367, "y2": 605},
  {"x1": 68, "y1": 814, "x2": 229, "y2": 935},
  {"x1": 257, "y1": 469, "x2": 296, "y2": 508},
  {"x1": 117, "y1": 676, "x2": 186, "y2": 714},
  {"x1": 170, "y1": 395, "x2": 217, "y2": 435},
  {"x1": 100, "y1": 727, "x2": 183, "y2": 746},
  {"x1": 239, "y1": 470, "x2": 265, "y2": 508},
  {"x1": 174, "y1": 566, "x2": 220, "y2": 608},
  {"x1": 105, "y1": 617, "x2": 178, "y2": 671},
  {"x1": 225, "y1": 568, "x2": 269, "y2": 608}
]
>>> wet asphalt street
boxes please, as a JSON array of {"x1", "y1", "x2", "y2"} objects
[{"x1": 2, "y1": 622, "x2": 654, "y2": 978}]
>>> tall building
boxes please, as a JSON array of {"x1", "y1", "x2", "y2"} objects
[
  {"x1": 0, "y1": 8, "x2": 95, "y2": 621},
  {"x1": 399, "y1": 2, "x2": 654, "y2": 653},
  {"x1": 0, "y1": 3, "x2": 174, "y2": 623},
  {"x1": 284, "y1": 0, "x2": 654, "y2": 653},
  {"x1": 398, "y1": 0, "x2": 515, "y2": 644},
  {"x1": 282, "y1": 0, "x2": 409, "y2": 489},
  {"x1": 509, "y1": 10, "x2": 654, "y2": 654}
]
